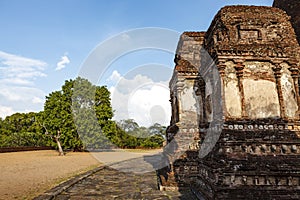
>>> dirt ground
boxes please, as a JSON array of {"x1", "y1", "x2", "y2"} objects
[
  {"x1": 0, "y1": 149, "x2": 162, "y2": 200},
  {"x1": 0, "y1": 150, "x2": 100, "y2": 200}
]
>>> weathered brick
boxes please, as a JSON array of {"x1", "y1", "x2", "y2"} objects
[{"x1": 158, "y1": 4, "x2": 300, "y2": 199}]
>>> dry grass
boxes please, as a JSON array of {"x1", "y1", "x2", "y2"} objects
[
  {"x1": 0, "y1": 150, "x2": 100, "y2": 200},
  {"x1": 0, "y1": 148, "x2": 163, "y2": 199}
]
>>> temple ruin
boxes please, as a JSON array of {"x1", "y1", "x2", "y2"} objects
[{"x1": 158, "y1": 4, "x2": 300, "y2": 199}]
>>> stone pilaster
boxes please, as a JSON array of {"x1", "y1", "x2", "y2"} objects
[
  {"x1": 289, "y1": 64, "x2": 300, "y2": 118},
  {"x1": 234, "y1": 60, "x2": 247, "y2": 118},
  {"x1": 175, "y1": 78, "x2": 184, "y2": 122},
  {"x1": 217, "y1": 59, "x2": 228, "y2": 119},
  {"x1": 195, "y1": 77, "x2": 206, "y2": 128},
  {"x1": 272, "y1": 62, "x2": 286, "y2": 119}
]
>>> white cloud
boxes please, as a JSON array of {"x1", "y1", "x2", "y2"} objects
[
  {"x1": 0, "y1": 51, "x2": 47, "y2": 69},
  {"x1": 55, "y1": 54, "x2": 70, "y2": 71},
  {"x1": 121, "y1": 33, "x2": 131, "y2": 41},
  {"x1": 32, "y1": 96, "x2": 44, "y2": 104},
  {"x1": 0, "y1": 50, "x2": 47, "y2": 118},
  {"x1": 0, "y1": 105, "x2": 14, "y2": 119},
  {"x1": 128, "y1": 84, "x2": 170, "y2": 126},
  {"x1": 0, "y1": 51, "x2": 47, "y2": 86},
  {"x1": 0, "y1": 87, "x2": 22, "y2": 101},
  {"x1": 106, "y1": 70, "x2": 122, "y2": 83},
  {"x1": 0, "y1": 78, "x2": 32, "y2": 86},
  {"x1": 0, "y1": 86, "x2": 45, "y2": 112},
  {"x1": 108, "y1": 70, "x2": 171, "y2": 127}
]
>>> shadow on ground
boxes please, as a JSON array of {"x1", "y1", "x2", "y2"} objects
[{"x1": 34, "y1": 150, "x2": 198, "y2": 200}]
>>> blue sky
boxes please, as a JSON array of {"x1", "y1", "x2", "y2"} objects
[{"x1": 0, "y1": 0, "x2": 273, "y2": 125}]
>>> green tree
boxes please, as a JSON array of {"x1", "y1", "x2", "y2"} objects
[
  {"x1": 43, "y1": 81, "x2": 82, "y2": 155},
  {"x1": 42, "y1": 77, "x2": 116, "y2": 153},
  {"x1": 148, "y1": 123, "x2": 166, "y2": 137},
  {"x1": 0, "y1": 117, "x2": 5, "y2": 147},
  {"x1": 0, "y1": 112, "x2": 48, "y2": 147},
  {"x1": 118, "y1": 119, "x2": 139, "y2": 132},
  {"x1": 116, "y1": 119, "x2": 166, "y2": 149},
  {"x1": 72, "y1": 77, "x2": 116, "y2": 150}
]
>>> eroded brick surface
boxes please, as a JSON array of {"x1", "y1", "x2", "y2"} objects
[
  {"x1": 159, "y1": 4, "x2": 300, "y2": 200},
  {"x1": 273, "y1": 0, "x2": 300, "y2": 44}
]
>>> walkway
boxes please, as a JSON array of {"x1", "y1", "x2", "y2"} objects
[{"x1": 35, "y1": 152, "x2": 198, "y2": 200}]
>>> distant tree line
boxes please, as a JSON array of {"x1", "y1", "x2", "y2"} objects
[{"x1": 0, "y1": 77, "x2": 165, "y2": 152}]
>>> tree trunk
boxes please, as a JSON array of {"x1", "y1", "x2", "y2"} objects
[{"x1": 55, "y1": 137, "x2": 64, "y2": 156}]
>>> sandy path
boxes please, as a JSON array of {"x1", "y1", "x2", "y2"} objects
[{"x1": 0, "y1": 150, "x2": 100, "y2": 200}]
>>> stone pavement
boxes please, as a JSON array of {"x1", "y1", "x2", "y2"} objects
[{"x1": 35, "y1": 154, "x2": 198, "y2": 200}]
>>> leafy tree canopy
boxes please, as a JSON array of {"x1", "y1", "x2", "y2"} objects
[
  {"x1": 0, "y1": 77, "x2": 166, "y2": 151},
  {"x1": 0, "y1": 112, "x2": 48, "y2": 147}
]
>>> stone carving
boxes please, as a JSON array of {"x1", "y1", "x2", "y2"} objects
[{"x1": 158, "y1": 4, "x2": 300, "y2": 199}]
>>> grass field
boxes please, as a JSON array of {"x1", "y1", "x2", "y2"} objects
[{"x1": 0, "y1": 150, "x2": 100, "y2": 200}]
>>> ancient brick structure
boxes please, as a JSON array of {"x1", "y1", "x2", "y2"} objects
[
  {"x1": 158, "y1": 5, "x2": 300, "y2": 199},
  {"x1": 168, "y1": 32, "x2": 204, "y2": 147},
  {"x1": 158, "y1": 32, "x2": 205, "y2": 190},
  {"x1": 273, "y1": 0, "x2": 300, "y2": 44}
]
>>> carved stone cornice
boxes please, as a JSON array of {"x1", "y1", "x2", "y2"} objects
[
  {"x1": 288, "y1": 60, "x2": 299, "y2": 77},
  {"x1": 216, "y1": 59, "x2": 226, "y2": 77},
  {"x1": 272, "y1": 62, "x2": 282, "y2": 78},
  {"x1": 234, "y1": 60, "x2": 245, "y2": 78}
]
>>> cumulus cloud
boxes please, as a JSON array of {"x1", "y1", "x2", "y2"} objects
[
  {"x1": 0, "y1": 50, "x2": 47, "y2": 118},
  {"x1": 127, "y1": 84, "x2": 170, "y2": 126},
  {"x1": 0, "y1": 105, "x2": 14, "y2": 119},
  {"x1": 0, "y1": 86, "x2": 46, "y2": 117},
  {"x1": 108, "y1": 70, "x2": 171, "y2": 127},
  {"x1": 106, "y1": 70, "x2": 122, "y2": 83},
  {"x1": 55, "y1": 54, "x2": 70, "y2": 71}
]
